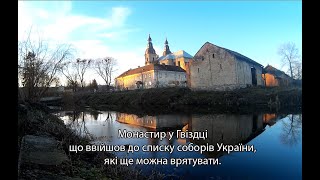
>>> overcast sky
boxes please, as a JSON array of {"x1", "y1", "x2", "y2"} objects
[{"x1": 18, "y1": 1, "x2": 302, "y2": 86}]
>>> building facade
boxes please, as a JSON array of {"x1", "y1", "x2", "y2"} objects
[
  {"x1": 115, "y1": 35, "x2": 189, "y2": 90},
  {"x1": 263, "y1": 65, "x2": 293, "y2": 87},
  {"x1": 116, "y1": 35, "x2": 265, "y2": 91},
  {"x1": 189, "y1": 42, "x2": 264, "y2": 91},
  {"x1": 115, "y1": 64, "x2": 187, "y2": 90}
]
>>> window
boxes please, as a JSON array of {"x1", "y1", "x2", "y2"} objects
[
  {"x1": 220, "y1": 64, "x2": 222, "y2": 70},
  {"x1": 213, "y1": 54, "x2": 215, "y2": 58},
  {"x1": 153, "y1": 57, "x2": 154, "y2": 61},
  {"x1": 198, "y1": 68, "x2": 200, "y2": 73},
  {"x1": 178, "y1": 61, "x2": 181, "y2": 67},
  {"x1": 202, "y1": 57, "x2": 204, "y2": 61}
]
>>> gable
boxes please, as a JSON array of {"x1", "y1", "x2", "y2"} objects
[{"x1": 194, "y1": 42, "x2": 262, "y2": 67}]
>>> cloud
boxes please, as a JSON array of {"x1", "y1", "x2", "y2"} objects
[
  {"x1": 18, "y1": 2, "x2": 132, "y2": 42},
  {"x1": 18, "y1": 1, "x2": 146, "y2": 85}
]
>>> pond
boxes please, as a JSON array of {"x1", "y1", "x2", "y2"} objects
[{"x1": 56, "y1": 110, "x2": 302, "y2": 179}]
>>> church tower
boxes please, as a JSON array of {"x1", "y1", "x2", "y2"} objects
[
  {"x1": 145, "y1": 34, "x2": 158, "y2": 65},
  {"x1": 163, "y1": 38, "x2": 172, "y2": 56}
]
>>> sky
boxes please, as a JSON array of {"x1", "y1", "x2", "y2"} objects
[{"x1": 18, "y1": 1, "x2": 302, "y2": 86}]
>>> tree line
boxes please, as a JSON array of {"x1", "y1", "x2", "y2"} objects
[{"x1": 18, "y1": 33, "x2": 117, "y2": 102}]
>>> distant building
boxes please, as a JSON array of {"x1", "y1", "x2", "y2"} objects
[
  {"x1": 189, "y1": 42, "x2": 264, "y2": 91},
  {"x1": 263, "y1": 65, "x2": 293, "y2": 87},
  {"x1": 115, "y1": 64, "x2": 187, "y2": 90},
  {"x1": 116, "y1": 35, "x2": 265, "y2": 91},
  {"x1": 115, "y1": 35, "x2": 188, "y2": 90}
]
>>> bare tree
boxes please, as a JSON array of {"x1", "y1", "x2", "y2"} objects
[
  {"x1": 292, "y1": 60, "x2": 302, "y2": 80},
  {"x1": 76, "y1": 58, "x2": 92, "y2": 88},
  {"x1": 278, "y1": 42, "x2": 300, "y2": 79},
  {"x1": 61, "y1": 61, "x2": 79, "y2": 92},
  {"x1": 280, "y1": 114, "x2": 302, "y2": 146},
  {"x1": 93, "y1": 57, "x2": 117, "y2": 87},
  {"x1": 18, "y1": 31, "x2": 74, "y2": 102}
]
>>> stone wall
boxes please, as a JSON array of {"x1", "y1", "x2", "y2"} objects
[
  {"x1": 175, "y1": 57, "x2": 190, "y2": 71},
  {"x1": 189, "y1": 45, "x2": 238, "y2": 90},
  {"x1": 236, "y1": 61, "x2": 264, "y2": 86},
  {"x1": 154, "y1": 70, "x2": 187, "y2": 88},
  {"x1": 189, "y1": 43, "x2": 264, "y2": 90}
]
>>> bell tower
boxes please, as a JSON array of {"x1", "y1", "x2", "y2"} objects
[
  {"x1": 163, "y1": 38, "x2": 172, "y2": 56},
  {"x1": 145, "y1": 34, "x2": 158, "y2": 65}
]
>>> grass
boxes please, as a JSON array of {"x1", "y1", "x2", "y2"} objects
[{"x1": 71, "y1": 86, "x2": 301, "y2": 114}]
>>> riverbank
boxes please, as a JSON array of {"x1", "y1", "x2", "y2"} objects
[
  {"x1": 71, "y1": 86, "x2": 301, "y2": 114},
  {"x1": 17, "y1": 101, "x2": 164, "y2": 179}
]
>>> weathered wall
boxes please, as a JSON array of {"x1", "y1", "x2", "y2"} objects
[
  {"x1": 145, "y1": 53, "x2": 158, "y2": 65},
  {"x1": 154, "y1": 70, "x2": 187, "y2": 88},
  {"x1": 115, "y1": 70, "x2": 154, "y2": 90},
  {"x1": 159, "y1": 59, "x2": 175, "y2": 66},
  {"x1": 175, "y1": 57, "x2": 190, "y2": 71},
  {"x1": 189, "y1": 45, "x2": 238, "y2": 91},
  {"x1": 115, "y1": 70, "x2": 187, "y2": 90},
  {"x1": 236, "y1": 61, "x2": 264, "y2": 86},
  {"x1": 235, "y1": 60, "x2": 252, "y2": 85},
  {"x1": 189, "y1": 43, "x2": 264, "y2": 90},
  {"x1": 265, "y1": 73, "x2": 279, "y2": 87}
]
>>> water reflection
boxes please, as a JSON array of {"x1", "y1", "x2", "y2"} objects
[
  {"x1": 58, "y1": 111, "x2": 297, "y2": 151},
  {"x1": 280, "y1": 114, "x2": 302, "y2": 146},
  {"x1": 116, "y1": 113, "x2": 189, "y2": 130},
  {"x1": 57, "y1": 111, "x2": 302, "y2": 179}
]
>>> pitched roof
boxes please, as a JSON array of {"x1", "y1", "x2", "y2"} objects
[
  {"x1": 195, "y1": 42, "x2": 262, "y2": 67},
  {"x1": 158, "y1": 54, "x2": 176, "y2": 61},
  {"x1": 264, "y1": 65, "x2": 291, "y2": 78},
  {"x1": 173, "y1": 50, "x2": 193, "y2": 59},
  {"x1": 116, "y1": 64, "x2": 186, "y2": 78},
  {"x1": 158, "y1": 50, "x2": 193, "y2": 61}
]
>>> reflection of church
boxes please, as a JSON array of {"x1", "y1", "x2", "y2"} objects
[
  {"x1": 115, "y1": 35, "x2": 192, "y2": 90},
  {"x1": 116, "y1": 112, "x2": 285, "y2": 158}
]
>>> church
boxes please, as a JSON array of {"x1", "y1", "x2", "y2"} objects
[
  {"x1": 115, "y1": 35, "x2": 264, "y2": 91},
  {"x1": 115, "y1": 35, "x2": 191, "y2": 90}
]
